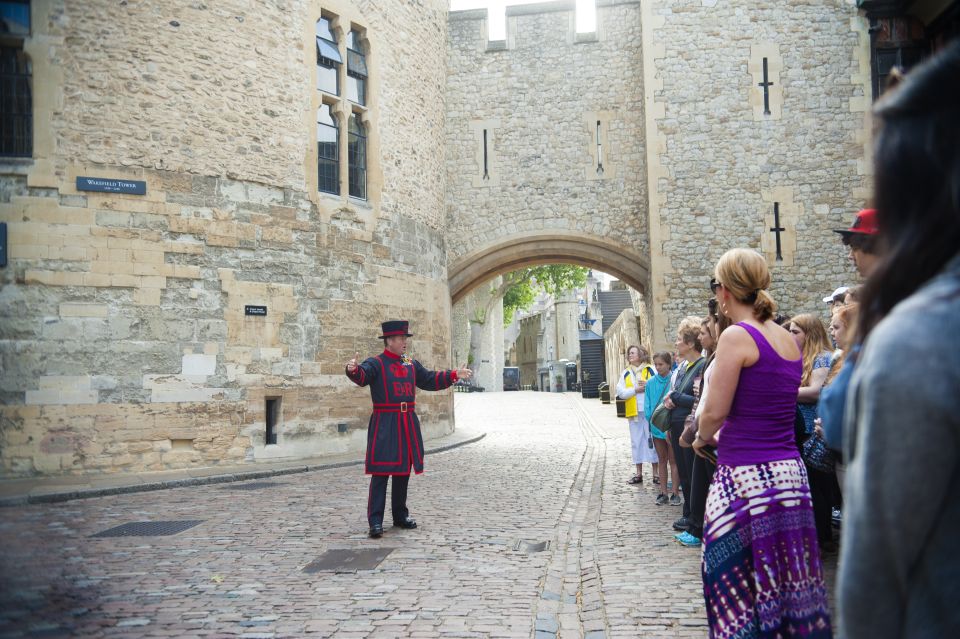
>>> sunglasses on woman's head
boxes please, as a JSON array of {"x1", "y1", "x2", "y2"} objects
[{"x1": 710, "y1": 278, "x2": 721, "y2": 294}]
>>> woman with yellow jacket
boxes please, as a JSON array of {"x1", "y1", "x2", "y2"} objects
[{"x1": 616, "y1": 345, "x2": 659, "y2": 484}]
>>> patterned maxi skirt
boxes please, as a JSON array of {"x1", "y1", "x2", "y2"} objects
[{"x1": 702, "y1": 458, "x2": 832, "y2": 639}]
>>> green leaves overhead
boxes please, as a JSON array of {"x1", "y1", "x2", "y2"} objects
[{"x1": 501, "y1": 265, "x2": 588, "y2": 324}]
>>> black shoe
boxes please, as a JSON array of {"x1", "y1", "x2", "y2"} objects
[
  {"x1": 369, "y1": 524, "x2": 383, "y2": 538},
  {"x1": 393, "y1": 516, "x2": 417, "y2": 529},
  {"x1": 672, "y1": 517, "x2": 689, "y2": 532}
]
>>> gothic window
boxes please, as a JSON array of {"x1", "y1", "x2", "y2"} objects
[
  {"x1": 346, "y1": 29, "x2": 367, "y2": 106},
  {"x1": 316, "y1": 16, "x2": 340, "y2": 96},
  {"x1": 315, "y1": 11, "x2": 372, "y2": 202},
  {"x1": 317, "y1": 104, "x2": 339, "y2": 195}
]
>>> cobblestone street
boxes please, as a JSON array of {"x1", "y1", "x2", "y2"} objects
[{"x1": 0, "y1": 393, "x2": 836, "y2": 638}]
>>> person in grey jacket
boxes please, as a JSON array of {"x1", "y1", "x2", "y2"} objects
[{"x1": 839, "y1": 41, "x2": 960, "y2": 639}]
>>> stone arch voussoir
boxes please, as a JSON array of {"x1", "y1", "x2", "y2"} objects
[{"x1": 448, "y1": 232, "x2": 651, "y2": 304}]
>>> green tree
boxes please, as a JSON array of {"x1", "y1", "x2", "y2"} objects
[
  {"x1": 465, "y1": 264, "x2": 588, "y2": 381},
  {"x1": 501, "y1": 264, "x2": 588, "y2": 324}
]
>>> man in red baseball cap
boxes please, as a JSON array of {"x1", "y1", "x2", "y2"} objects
[{"x1": 834, "y1": 208, "x2": 880, "y2": 278}]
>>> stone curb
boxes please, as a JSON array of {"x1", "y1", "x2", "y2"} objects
[{"x1": 0, "y1": 433, "x2": 486, "y2": 508}]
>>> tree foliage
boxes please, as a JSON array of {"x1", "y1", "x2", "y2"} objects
[{"x1": 500, "y1": 264, "x2": 588, "y2": 324}]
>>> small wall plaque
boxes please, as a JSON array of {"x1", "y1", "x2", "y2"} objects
[
  {"x1": 76, "y1": 176, "x2": 147, "y2": 195},
  {"x1": 245, "y1": 305, "x2": 267, "y2": 316}
]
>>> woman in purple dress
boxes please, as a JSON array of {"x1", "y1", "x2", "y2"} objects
[{"x1": 694, "y1": 248, "x2": 832, "y2": 638}]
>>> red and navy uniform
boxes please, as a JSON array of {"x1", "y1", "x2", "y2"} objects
[
  {"x1": 346, "y1": 349, "x2": 459, "y2": 475},
  {"x1": 346, "y1": 349, "x2": 458, "y2": 528}
]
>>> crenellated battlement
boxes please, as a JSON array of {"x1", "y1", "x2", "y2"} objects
[{"x1": 449, "y1": 0, "x2": 639, "y2": 49}]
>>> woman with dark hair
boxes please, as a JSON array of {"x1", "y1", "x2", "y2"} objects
[
  {"x1": 695, "y1": 248, "x2": 831, "y2": 637},
  {"x1": 839, "y1": 41, "x2": 960, "y2": 638},
  {"x1": 647, "y1": 350, "x2": 680, "y2": 505}
]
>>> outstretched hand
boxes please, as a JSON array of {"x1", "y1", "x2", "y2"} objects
[
  {"x1": 456, "y1": 365, "x2": 473, "y2": 381},
  {"x1": 346, "y1": 351, "x2": 360, "y2": 373}
]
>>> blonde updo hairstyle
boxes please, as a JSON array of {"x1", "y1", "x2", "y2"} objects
[{"x1": 714, "y1": 249, "x2": 778, "y2": 322}]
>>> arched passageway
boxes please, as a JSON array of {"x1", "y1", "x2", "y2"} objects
[{"x1": 448, "y1": 232, "x2": 651, "y2": 304}]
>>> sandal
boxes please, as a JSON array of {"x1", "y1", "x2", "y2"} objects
[{"x1": 627, "y1": 475, "x2": 643, "y2": 485}]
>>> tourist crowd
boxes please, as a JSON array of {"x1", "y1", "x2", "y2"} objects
[{"x1": 615, "y1": 42, "x2": 960, "y2": 638}]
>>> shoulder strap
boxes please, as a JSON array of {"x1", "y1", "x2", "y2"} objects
[{"x1": 678, "y1": 357, "x2": 705, "y2": 390}]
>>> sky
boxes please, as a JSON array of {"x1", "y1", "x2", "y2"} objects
[{"x1": 449, "y1": 0, "x2": 597, "y2": 40}]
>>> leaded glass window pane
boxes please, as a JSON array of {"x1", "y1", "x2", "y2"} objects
[
  {"x1": 348, "y1": 113, "x2": 366, "y2": 200},
  {"x1": 0, "y1": 1, "x2": 30, "y2": 36},
  {"x1": 315, "y1": 17, "x2": 335, "y2": 41},
  {"x1": 317, "y1": 58, "x2": 338, "y2": 95},
  {"x1": 316, "y1": 17, "x2": 340, "y2": 95},
  {"x1": 346, "y1": 30, "x2": 367, "y2": 106},
  {"x1": 317, "y1": 37, "x2": 342, "y2": 63},
  {"x1": 317, "y1": 104, "x2": 338, "y2": 195},
  {"x1": 346, "y1": 75, "x2": 365, "y2": 105}
]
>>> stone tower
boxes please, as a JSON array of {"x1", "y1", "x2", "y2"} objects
[{"x1": 0, "y1": 0, "x2": 453, "y2": 476}]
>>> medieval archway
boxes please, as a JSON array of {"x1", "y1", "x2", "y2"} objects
[{"x1": 448, "y1": 231, "x2": 651, "y2": 304}]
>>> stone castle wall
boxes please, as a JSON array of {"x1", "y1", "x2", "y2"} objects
[
  {"x1": 604, "y1": 309, "x2": 642, "y2": 390},
  {"x1": 0, "y1": 0, "x2": 453, "y2": 477},
  {"x1": 445, "y1": 1, "x2": 649, "y2": 285},
  {"x1": 0, "y1": 0, "x2": 875, "y2": 477},
  {"x1": 641, "y1": 0, "x2": 871, "y2": 345}
]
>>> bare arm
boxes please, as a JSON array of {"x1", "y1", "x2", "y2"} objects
[{"x1": 797, "y1": 366, "x2": 829, "y2": 403}]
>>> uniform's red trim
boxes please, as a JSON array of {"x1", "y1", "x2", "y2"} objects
[
  {"x1": 412, "y1": 415, "x2": 424, "y2": 465},
  {"x1": 382, "y1": 350, "x2": 401, "y2": 360},
  {"x1": 381, "y1": 330, "x2": 409, "y2": 337},
  {"x1": 451, "y1": 370, "x2": 458, "y2": 383},
  {"x1": 378, "y1": 356, "x2": 389, "y2": 402},
  {"x1": 404, "y1": 412, "x2": 415, "y2": 470},
  {"x1": 367, "y1": 478, "x2": 373, "y2": 520}
]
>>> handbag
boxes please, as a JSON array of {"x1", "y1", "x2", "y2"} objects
[{"x1": 801, "y1": 432, "x2": 835, "y2": 472}]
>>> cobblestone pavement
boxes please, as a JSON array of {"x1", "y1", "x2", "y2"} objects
[{"x1": 0, "y1": 393, "x2": 837, "y2": 638}]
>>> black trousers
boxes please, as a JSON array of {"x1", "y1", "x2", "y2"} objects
[
  {"x1": 367, "y1": 474, "x2": 410, "y2": 527},
  {"x1": 688, "y1": 453, "x2": 716, "y2": 539},
  {"x1": 670, "y1": 421, "x2": 695, "y2": 520},
  {"x1": 806, "y1": 465, "x2": 839, "y2": 544}
]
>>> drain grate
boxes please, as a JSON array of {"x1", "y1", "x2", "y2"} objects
[
  {"x1": 514, "y1": 539, "x2": 551, "y2": 553},
  {"x1": 91, "y1": 520, "x2": 204, "y2": 538},
  {"x1": 302, "y1": 548, "x2": 394, "y2": 573},
  {"x1": 223, "y1": 482, "x2": 286, "y2": 491}
]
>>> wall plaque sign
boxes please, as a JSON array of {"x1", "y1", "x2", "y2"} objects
[
  {"x1": 76, "y1": 176, "x2": 147, "y2": 195},
  {"x1": 245, "y1": 305, "x2": 267, "y2": 316}
]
